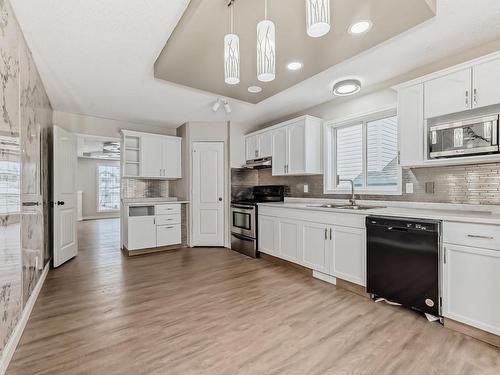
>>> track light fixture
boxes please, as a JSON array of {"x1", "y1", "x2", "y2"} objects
[{"x1": 212, "y1": 98, "x2": 232, "y2": 114}]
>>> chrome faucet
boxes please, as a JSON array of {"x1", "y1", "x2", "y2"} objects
[{"x1": 337, "y1": 176, "x2": 356, "y2": 206}]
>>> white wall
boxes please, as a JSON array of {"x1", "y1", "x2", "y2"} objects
[
  {"x1": 54, "y1": 111, "x2": 177, "y2": 138},
  {"x1": 77, "y1": 158, "x2": 120, "y2": 220}
]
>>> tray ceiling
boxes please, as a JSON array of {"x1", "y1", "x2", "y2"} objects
[{"x1": 155, "y1": 0, "x2": 436, "y2": 104}]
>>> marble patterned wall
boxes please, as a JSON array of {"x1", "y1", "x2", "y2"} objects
[{"x1": 0, "y1": 0, "x2": 52, "y2": 355}]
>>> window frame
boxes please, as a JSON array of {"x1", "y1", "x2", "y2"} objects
[
  {"x1": 324, "y1": 108, "x2": 402, "y2": 196},
  {"x1": 96, "y1": 164, "x2": 121, "y2": 213}
]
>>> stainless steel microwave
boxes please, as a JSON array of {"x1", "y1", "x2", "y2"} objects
[{"x1": 428, "y1": 115, "x2": 499, "y2": 159}]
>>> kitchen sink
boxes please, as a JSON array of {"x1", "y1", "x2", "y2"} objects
[{"x1": 307, "y1": 204, "x2": 385, "y2": 210}]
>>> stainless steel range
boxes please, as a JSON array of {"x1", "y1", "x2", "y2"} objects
[{"x1": 230, "y1": 185, "x2": 285, "y2": 258}]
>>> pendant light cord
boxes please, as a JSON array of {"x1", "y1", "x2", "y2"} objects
[{"x1": 265, "y1": 0, "x2": 268, "y2": 20}]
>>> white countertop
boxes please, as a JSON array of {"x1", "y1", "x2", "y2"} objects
[
  {"x1": 258, "y1": 201, "x2": 500, "y2": 225},
  {"x1": 122, "y1": 198, "x2": 189, "y2": 206}
]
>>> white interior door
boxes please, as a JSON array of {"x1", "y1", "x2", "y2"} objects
[
  {"x1": 53, "y1": 126, "x2": 78, "y2": 267},
  {"x1": 192, "y1": 142, "x2": 224, "y2": 246}
]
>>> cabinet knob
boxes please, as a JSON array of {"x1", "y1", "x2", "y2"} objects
[
  {"x1": 57, "y1": 201, "x2": 65, "y2": 206},
  {"x1": 218, "y1": 197, "x2": 223, "y2": 202}
]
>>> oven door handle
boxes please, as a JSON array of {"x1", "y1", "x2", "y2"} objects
[
  {"x1": 232, "y1": 233, "x2": 254, "y2": 241},
  {"x1": 231, "y1": 205, "x2": 255, "y2": 210}
]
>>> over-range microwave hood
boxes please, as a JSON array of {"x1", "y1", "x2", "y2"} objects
[
  {"x1": 243, "y1": 157, "x2": 272, "y2": 169},
  {"x1": 428, "y1": 114, "x2": 499, "y2": 159}
]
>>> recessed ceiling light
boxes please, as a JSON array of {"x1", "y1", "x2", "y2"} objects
[
  {"x1": 287, "y1": 62, "x2": 303, "y2": 71},
  {"x1": 248, "y1": 86, "x2": 262, "y2": 93},
  {"x1": 332, "y1": 79, "x2": 362, "y2": 96},
  {"x1": 348, "y1": 20, "x2": 372, "y2": 35}
]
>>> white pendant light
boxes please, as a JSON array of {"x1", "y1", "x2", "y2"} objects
[
  {"x1": 224, "y1": 1, "x2": 240, "y2": 85},
  {"x1": 305, "y1": 0, "x2": 331, "y2": 38},
  {"x1": 257, "y1": 0, "x2": 275, "y2": 82}
]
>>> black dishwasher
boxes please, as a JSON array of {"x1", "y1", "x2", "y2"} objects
[{"x1": 366, "y1": 216, "x2": 441, "y2": 316}]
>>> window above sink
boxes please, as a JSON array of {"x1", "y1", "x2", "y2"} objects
[{"x1": 324, "y1": 109, "x2": 402, "y2": 195}]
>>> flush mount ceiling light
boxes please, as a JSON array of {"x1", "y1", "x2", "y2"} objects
[
  {"x1": 332, "y1": 79, "x2": 362, "y2": 96},
  {"x1": 287, "y1": 61, "x2": 303, "y2": 71},
  {"x1": 257, "y1": 0, "x2": 276, "y2": 82},
  {"x1": 348, "y1": 20, "x2": 372, "y2": 35},
  {"x1": 305, "y1": 0, "x2": 331, "y2": 38},
  {"x1": 224, "y1": 0, "x2": 240, "y2": 85},
  {"x1": 248, "y1": 86, "x2": 263, "y2": 93}
]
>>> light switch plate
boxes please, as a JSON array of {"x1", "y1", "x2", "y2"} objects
[
  {"x1": 303, "y1": 184, "x2": 309, "y2": 193},
  {"x1": 405, "y1": 183, "x2": 414, "y2": 194}
]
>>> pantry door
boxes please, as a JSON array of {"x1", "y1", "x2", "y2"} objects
[{"x1": 192, "y1": 142, "x2": 224, "y2": 246}]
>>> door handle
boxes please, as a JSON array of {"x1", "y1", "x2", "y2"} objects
[
  {"x1": 57, "y1": 201, "x2": 65, "y2": 206},
  {"x1": 218, "y1": 197, "x2": 223, "y2": 202},
  {"x1": 22, "y1": 202, "x2": 40, "y2": 207},
  {"x1": 329, "y1": 228, "x2": 332, "y2": 240},
  {"x1": 324, "y1": 228, "x2": 327, "y2": 240}
]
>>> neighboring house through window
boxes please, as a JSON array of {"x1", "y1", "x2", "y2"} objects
[
  {"x1": 324, "y1": 110, "x2": 401, "y2": 195},
  {"x1": 97, "y1": 165, "x2": 120, "y2": 212}
]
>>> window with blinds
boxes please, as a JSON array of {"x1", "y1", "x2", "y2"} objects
[
  {"x1": 326, "y1": 111, "x2": 401, "y2": 194},
  {"x1": 97, "y1": 165, "x2": 120, "y2": 212}
]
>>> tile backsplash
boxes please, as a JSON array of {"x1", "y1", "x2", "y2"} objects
[
  {"x1": 232, "y1": 162, "x2": 500, "y2": 206},
  {"x1": 121, "y1": 179, "x2": 170, "y2": 199}
]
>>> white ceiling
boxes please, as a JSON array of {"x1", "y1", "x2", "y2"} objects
[{"x1": 10, "y1": 0, "x2": 500, "y2": 129}]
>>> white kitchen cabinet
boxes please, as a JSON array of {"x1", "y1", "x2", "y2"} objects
[
  {"x1": 302, "y1": 222, "x2": 330, "y2": 274},
  {"x1": 424, "y1": 68, "x2": 472, "y2": 119},
  {"x1": 472, "y1": 57, "x2": 500, "y2": 109},
  {"x1": 270, "y1": 116, "x2": 322, "y2": 176},
  {"x1": 331, "y1": 226, "x2": 366, "y2": 286},
  {"x1": 443, "y1": 243, "x2": 500, "y2": 335},
  {"x1": 157, "y1": 224, "x2": 182, "y2": 247},
  {"x1": 128, "y1": 216, "x2": 156, "y2": 250},
  {"x1": 398, "y1": 83, "x2": 425, "y2": 167},
  {"x1": 272, "y1": 127, "x2": 287, "y2": 176},
  {"x1": 258, "y1": 215, "x2": 278, "y2": 256},
  {"x1": 258, "y1": 131, "x2": 273, "y2": 158},
  {"x1": 121, "y1": 130, "x2": 181, "y2": 179},
  {"x1": 245, "y1": 131, "x2": 273, "y2": 161},
  {"x1": 277, "y1": 219, "x2": 302, "y2": 264},
  {"x1": 246, "y1": 135, "x2": 259, "y2": 161}
]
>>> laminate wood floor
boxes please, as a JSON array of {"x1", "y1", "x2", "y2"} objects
[{"x1": 7, "y1": 218, "x2": 500, "y2": 375}]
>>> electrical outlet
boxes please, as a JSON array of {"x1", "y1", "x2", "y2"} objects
[
  {"x1": 303, "y1": 184, "x2": 309, "y2": 193},
  {"x1": 405, "y1": 183, "x2": 414, "y2": 194}
]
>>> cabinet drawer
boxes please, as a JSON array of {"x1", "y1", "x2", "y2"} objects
[
  {"x1": 156, "y1": 214, "x2": 181, "y2": 226},
  {"x1": 155, "y1": 204, "x2": 181, "y2": 215},
  {"x1": 156, "y1": 224, "x2": 181, "y2": 247},
  {"x1": 443, "y1": 222, "x2": 500, "y2": 251}
]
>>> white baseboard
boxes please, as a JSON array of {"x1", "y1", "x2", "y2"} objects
[
  {"x1": 0, "y1": 262, "x2": 50, "y2": 375},
  {"x1": 312, "y1": 270, "x2": 337, "y2": 285}
]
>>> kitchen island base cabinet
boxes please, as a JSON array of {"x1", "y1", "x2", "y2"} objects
[
  {"x1": 443, "y1": 244, "x2": 500, "y2": 336},
  {"x1": 128, "y1": 217, "x2": 157, "y2": 250}
]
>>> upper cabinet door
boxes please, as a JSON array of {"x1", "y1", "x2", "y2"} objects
[
  {"x1": 287, "y1": 121, "x2": 306, "y2": 174},
  {"x1": 272, "y1": 127, "x2": 287, "y2": 176},
  {"x1": 162, "y1": 138, "x2": 182, "y2": 179},
  {"x1": 141, "y1": 136, "x2": 164, "y2": 177},
  {"x1": 258, "y1": 132, "x2": 273, "y2": 158},
  {"x1": 398, "y1": 84, "x2": 424, "y2": 167},
  {"x1": 424, "y1": 68, "x2": 472, "y2": 119},
  {"x1": 473, "y1": 58, "x2": 500, "y2": 109},
  {"x1": 245, "y1": 135, "x2": 259, "y2": 161}
]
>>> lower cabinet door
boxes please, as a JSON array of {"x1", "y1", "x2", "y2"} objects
[
  {"x1": 302, "y1": 222, "x2": 329, "y2": 273},
  {"x1": 331, "y1": 226, "x2": 366, "y2": 286},
  {"x1": 278, "y1": 219, "x2": 302, "y2": 264},
  {"x1": 258, "y1": 215, "x2": 278, "y2": 256},
  {"x1": 157, "y1": 224, "x2": 182, "y2": 247},
  {"x1": 128, "y1": 217, "x2": 156, "y2": 250},
  {"x1": 443, "y1": 244, "x2": 500, "y2": 335}
]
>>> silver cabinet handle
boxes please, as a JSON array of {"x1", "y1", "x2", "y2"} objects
[
  {"x1": 465, "y1": 90, "x2": 469, "y2": 107},
  {"x1": 324, "y1": 228, "x2": 327, "y2": 240},
  {"x1": 473, "y1": 88, "x2": 478, "y2": 107},
  {"x1": 330, "y1": 228, "x2": 332, "y2": 240},
  {"x1": 467, "y1": 234, "x2": 494, "y2": 240}
]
